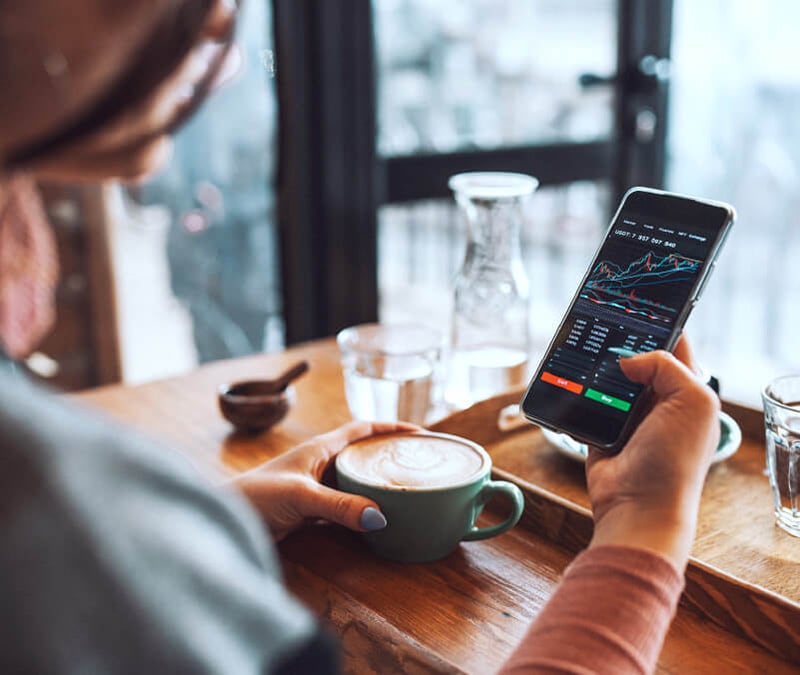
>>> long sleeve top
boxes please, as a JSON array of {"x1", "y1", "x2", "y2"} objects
[
  {"x1": 0, "y1": 371, "x2": 335, "y2": 674},
  {"x1": 500, "y1": 545, "x2": 684, "y2": 674}
]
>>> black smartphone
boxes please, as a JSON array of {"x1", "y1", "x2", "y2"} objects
[{"x1": 520, "y1": 187, "x2": 735, "y2": 452}]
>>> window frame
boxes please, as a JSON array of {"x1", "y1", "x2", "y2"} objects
[{"x1": 273, "y1": 0, "x2": 674, "y2": 343}]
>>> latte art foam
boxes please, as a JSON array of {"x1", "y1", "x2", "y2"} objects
[{"x1": 337, "y1": 433, "x2": 486, "y2": 489}]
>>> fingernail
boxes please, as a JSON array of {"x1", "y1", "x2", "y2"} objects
[
  {"x1": 360, "y1": 507, "x2": 387, "y2": 531},
  {"x1": 608, "y1": 347, "x2": 639, "y2": 359}
]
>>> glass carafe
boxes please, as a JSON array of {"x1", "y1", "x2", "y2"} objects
[{"x1": 445, "y1": 172, "x2": 538, "y2": 409}]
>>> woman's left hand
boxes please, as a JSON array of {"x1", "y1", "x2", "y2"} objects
[{"x1": 236, "y1": 421, "x2": 418, "y2": 541}]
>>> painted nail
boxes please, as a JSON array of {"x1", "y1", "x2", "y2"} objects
[
  {"x1": 360, "y1": 507, "x2": 387, "y2": 531},
  {"x1": 608, "y1": 347, "x2": 640, "y2": 358}
]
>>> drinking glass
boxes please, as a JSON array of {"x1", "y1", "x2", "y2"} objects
[
  {"x1": 337, "y1": 323, "x2": 441, "y2": 425},
  {"x1": 762, "y1": 375, "x2": 800, "y2": 537}
]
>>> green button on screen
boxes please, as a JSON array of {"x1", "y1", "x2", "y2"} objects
[{"x1": 585, "y1": 388, "x2": 632, "y2": 412}]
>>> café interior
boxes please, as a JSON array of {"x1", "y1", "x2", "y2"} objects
[{"x1": 2, "y1": 1, "x2": 799, "y2": 673}]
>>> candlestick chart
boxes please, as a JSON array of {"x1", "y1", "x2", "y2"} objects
[{"x1": 579, "y1": 250, "x2": 701, "y2": 324}]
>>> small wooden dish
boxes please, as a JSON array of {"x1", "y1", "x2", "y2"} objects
[{"x1": 218, "y1": 361, "x2": 309, "y2": 433}]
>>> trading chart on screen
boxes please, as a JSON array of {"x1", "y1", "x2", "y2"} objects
[
  {"x1": 531, "y1": 215, "x2": 714, "y2": 415},
  {"x1": 580, "y1": 249, "x2": 701, "y2": 324}
]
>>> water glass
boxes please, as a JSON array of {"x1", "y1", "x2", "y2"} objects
[
  {"x1": 337, "y1": 323, "x2": 441, "y2": 425},
  {"x1": 762, "y1": 375, "x2": 800, "y2": 537}
]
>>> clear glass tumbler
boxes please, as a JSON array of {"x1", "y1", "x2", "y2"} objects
[
  {"x1": 446, "y1": 172, "x2": 538, "y2": 409},
  {"x1": 337, "y1": 323, "x2": 442, "y2": 425},
  {"x1": 762, "y1": 375, "x2": 800, "y2": 537}
]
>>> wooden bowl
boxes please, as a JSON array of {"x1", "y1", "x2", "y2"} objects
[{"x1": 218, "y1": 380, "x2": 292, "y2": 433}]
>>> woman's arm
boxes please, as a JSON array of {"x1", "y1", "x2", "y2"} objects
[
  {"x1": 501, "y1": 339, "x2": 719, "y2": 674},
  {"x1": 499, "y1": 545, "x2": 683, "y2": 675}
]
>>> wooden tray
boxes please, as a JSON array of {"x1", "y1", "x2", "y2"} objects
[{"x1": 279, "y1": 392, "x2": 800, "y2": 673}]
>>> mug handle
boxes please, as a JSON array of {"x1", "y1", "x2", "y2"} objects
[{"x1": 461, "y1": 480, "x2": 525, "y2": 542}]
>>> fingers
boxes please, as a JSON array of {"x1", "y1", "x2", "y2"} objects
[
  {"x1": 313, "y1": 420, "x2": 420, "y2": 458},
  {"x1": 335, "y1": 420, "x2": 421, "y2": 442},
  {"x1": 292, "y1": 420, "x2": 420, "y2": 479},
  {"x1": 619, "y1": 350, "x2": 695, "y2": 397},
  {"x1": 297, "y1": 483, "x2": 387, "y2": 533},
  {"x1": 585, "y1": 446, "x2": 605, "y2": 472},
  {"x1": 255, "y1": 421, "x2": 418, "y2": 534},
  {"x1": 672, "y1": 334, "x2": 696, "y2": 371},
  {"x1": 262, "y1": 421, "x2": 422, "y2": 483},
  {"x1": 619, "y1": 350, "x2": 708, "y2": 402}
]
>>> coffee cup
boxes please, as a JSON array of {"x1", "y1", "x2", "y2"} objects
[{"x1": 335, "y1": 431, "x2": 524, "y2": 562}]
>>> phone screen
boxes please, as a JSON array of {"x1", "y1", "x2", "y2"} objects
[{"x1": 521, "y1": 190, "x2": 732, "y2": 449}]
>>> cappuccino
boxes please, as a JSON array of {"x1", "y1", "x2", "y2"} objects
[
  {"x1": 337, "y1": 432, "x2": 486, "y2": 490},
  {"x1": 335, "y1": 431, "x2": 524, "y2": 562}
]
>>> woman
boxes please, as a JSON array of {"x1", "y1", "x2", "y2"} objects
[{"x1": 0, "y1": 2, "x2": 720, "y2": 673}]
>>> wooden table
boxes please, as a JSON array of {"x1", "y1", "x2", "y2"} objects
[{"x1": 77, "y1": 338, "x2": 800, "y2": 673}]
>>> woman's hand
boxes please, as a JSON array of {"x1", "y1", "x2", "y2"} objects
[
  {"x1": 236, "y1": 421, "x2": 418, "y2": 542},
  {"x1": 586, "y1": 336, "x2": 720, "y2": 569}
]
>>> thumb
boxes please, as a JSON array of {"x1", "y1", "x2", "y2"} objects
[
  {"x1": 298, "y1": 484, "x2": 387, "y2": 532},
  {"x1": 619, "y1": 350, "x2": 698, "y2": 400}
]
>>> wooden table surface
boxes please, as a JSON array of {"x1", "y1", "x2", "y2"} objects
[
  {"x1": 76, "y1": 338, "x2": 800, "y2": 673},
  {"x1": 78, "y1": 339, "x2": 352, "y2": 475}
]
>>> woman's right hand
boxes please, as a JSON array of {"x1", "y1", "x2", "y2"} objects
[{"x1": 585, "y1": 336, "x2": 720, "y2": 569}]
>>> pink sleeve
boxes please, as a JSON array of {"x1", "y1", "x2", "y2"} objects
[{"x1": 499, "y1": 545, "x2": 684, "y2": 675}]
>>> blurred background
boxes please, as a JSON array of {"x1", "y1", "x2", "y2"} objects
[{"x1": 35, "y1": 0, "x2": 800, "y2": 407}]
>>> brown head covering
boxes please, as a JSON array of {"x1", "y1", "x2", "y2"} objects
[{"x1": 1, "y1": 0, "x2": 229, "y2": 175}]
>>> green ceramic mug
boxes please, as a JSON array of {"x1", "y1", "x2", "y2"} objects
[{"x1": 336, "y1": 431, "x2": 524, "y2": 563}]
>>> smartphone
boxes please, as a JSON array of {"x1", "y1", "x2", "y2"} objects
[{"x1": 520, "y1": 187, "x2": 735, "y2": 452}]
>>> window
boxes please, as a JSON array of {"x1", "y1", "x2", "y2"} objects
[
  {"x1": 112, "y1": 0, "x2": 280, "y2": 382},
  {"x1": 667, "y1": 0, "x2": 800, "y2": 403},
  {"x1": 374, "y1": 1, "x2": 619, "y2": 372},
  {"x1": 105, "y1": 0, "x2": 789, "y2": 410},
  {"x1": 374, "y1": 0, "x2": 616, "y2": 155}
]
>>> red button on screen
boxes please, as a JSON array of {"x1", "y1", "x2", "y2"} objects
[{"x1": 541, "y1": 371, "x2": 584, "y2": 395}]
